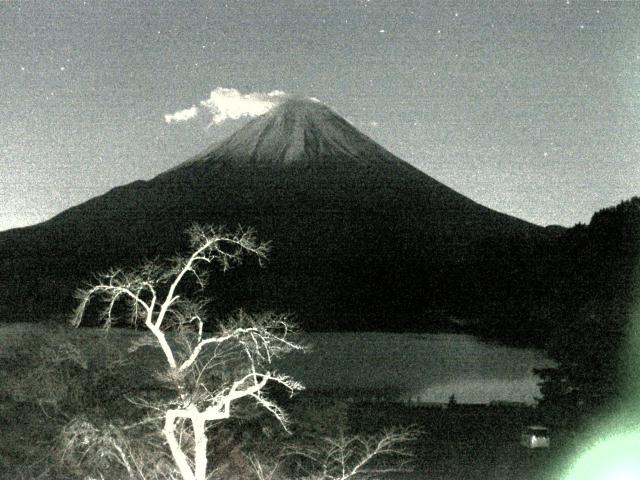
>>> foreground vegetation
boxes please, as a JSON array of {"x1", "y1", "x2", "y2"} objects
[
  {"x1": 1, "y1": 225, "x2": 418, "y2": 479},
  {"x1": 0, "y1": 322, "x2": 612, "y2": 480},
  {"x1": 0, "y1": 323, "x2": 423, "y2": 479},
  {"x1": 0, "y1": 338, "x2": 591, "y2": 480}
]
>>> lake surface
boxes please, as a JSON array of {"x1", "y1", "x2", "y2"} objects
[
  {"x1": 1, "y1": 324, "x2": 554, "y2": 404},
  {"x1": 277, "y1": 332, "x2": 555, "y2": 404}
]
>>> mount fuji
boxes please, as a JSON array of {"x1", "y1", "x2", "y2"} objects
[{"x1": 0, "y1": 97, "x2": 553, "y2": 329}]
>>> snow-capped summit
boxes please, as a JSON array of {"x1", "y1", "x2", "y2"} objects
[{"x1": 178, "y1": 96, "x2": 398, "y2": 168}]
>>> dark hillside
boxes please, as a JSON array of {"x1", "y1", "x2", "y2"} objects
[
  {"x1": 0, "y1": 98, "x2": 560, "y2": 331},
  {"x1": 471, "y1": 197, "x2": 640, "y2": 414}
]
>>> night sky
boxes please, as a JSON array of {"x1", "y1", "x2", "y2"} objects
[{"x1": 1, "y1": 0, "x2": 638, "y2": 232}]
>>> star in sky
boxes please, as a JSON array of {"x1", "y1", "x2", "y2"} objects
[{"x1": 0, "y1": 0, "x2": 638, "y2": 231}]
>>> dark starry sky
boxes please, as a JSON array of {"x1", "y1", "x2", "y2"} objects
[{"x1": 1, "y1": 0, "x2": 638, "y2": 231}]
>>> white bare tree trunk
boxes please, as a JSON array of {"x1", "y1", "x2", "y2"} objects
[
  {"x1": 192, "y1": 417, "x2": 208, "y2": 480},
  {"x1": 73, "y1": 225, "x2": 304, "y2": 480},
  {"x1": 164, "y1": 410, "x2": 197, "y2": 480}
]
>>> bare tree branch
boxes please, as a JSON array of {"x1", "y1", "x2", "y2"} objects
[
  {"x1": 247, "y1": 426, "x2": 419, "y2": 480},
  {"x1": 71, "y1": 224, "x2": 302, "y2": 480}
]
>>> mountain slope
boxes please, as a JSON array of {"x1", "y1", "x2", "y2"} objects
[{"x1": 0, "y1": 97, "x2": 552, "y2": 329}]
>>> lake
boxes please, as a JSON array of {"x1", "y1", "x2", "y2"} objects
[
  {"x1": 277, "y1": 332, "x2": 555, "y2": 404},
  {"x1": 1, "y1": 323, "x2": 554, "y2": 404}
]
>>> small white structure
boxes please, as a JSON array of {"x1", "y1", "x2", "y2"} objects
[{"x1": 520, "y1": 425, "x2": 550, "y2": 449}]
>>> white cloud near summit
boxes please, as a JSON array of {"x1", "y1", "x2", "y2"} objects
[
  {"x1": 164, "y1": 88, "x2": 288, "y2": 126},
  {"x1": 164, "y1": 105, "x2": 199, "y2": 124},
  {"x1": 200, "y1": 87, "x2": 287, "y2": 126}
]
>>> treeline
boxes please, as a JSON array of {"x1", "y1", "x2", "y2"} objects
[{"x1": 470, "y1": 197, "x2": 640, "y2": 416}]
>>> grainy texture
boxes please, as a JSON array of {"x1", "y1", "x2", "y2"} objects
[{"x1": 2, "y1": 1, "x2": 638, "y2": 230}]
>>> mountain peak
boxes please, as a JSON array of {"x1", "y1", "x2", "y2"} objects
[
  {"x1": 269, "y1": 95, "x2": 327, "y2": 118},
  {"x1": 182, "y1": 96, "x2": 388, "y2": 168}
]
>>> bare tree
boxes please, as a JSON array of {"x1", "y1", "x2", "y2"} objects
[
  {"x1": 249, "y1": 427, "x2": 419, "y2": 480},
  {"x1": 72, "y1": 224, "x2": 304, "y2": 480},
  {"x1": 302, "y1": 428, "x2": 418, "y2": 480}
]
